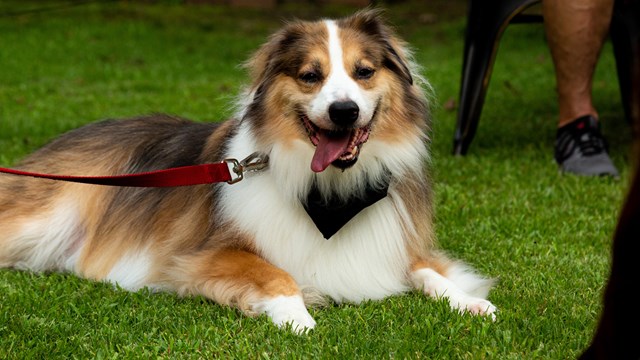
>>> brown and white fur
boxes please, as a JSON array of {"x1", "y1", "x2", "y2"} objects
[{"x1": 0, "y1": 10, "x2": 496, "y2": 333}]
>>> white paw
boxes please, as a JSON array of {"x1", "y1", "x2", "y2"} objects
[
  {"x1": 411, "y1": 268, "x2": 497, "y2": 320},
  {"x1": 454, "y1": 297, "x2": 497, "y2": 321},
  {"x1": 253, "y1": 295, "x2": 316, "y2": 334},
  {"x1": 270, "y1": 307, "x2": 317, "y2": 334}
]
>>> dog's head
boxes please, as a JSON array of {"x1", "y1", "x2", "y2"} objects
[{"x1": 241, "y1": 9, "x2": 429, "y2": 174}]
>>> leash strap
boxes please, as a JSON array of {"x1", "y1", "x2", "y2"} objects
[{"x1": 0, "y1": 152, "x2": 268, "y2": 187}]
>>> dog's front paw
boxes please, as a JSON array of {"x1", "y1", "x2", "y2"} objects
[
  {"x1": 411, "y1": 267, "x2": 497, "y2": 320},
  {"x1": 253, "y1": 295, "x2": 316, "y2": 334},
  {"x1": 271, "y1": 307, "x2": 317, "y2": 334},
  {"x1": 454, "y1": 297, "x2": 497, "y2": 320}
]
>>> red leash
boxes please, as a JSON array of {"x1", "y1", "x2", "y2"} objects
[{"x1": 0, "y1": 152, "x2": 268, "y2": 187}]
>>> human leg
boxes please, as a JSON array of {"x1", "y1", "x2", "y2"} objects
[
  {"x1": 543, "y1": 0, "x2": 618, "y2": 176},
  {"x1": 543, "y1": 0, "x2": 614, "y2": 127}
]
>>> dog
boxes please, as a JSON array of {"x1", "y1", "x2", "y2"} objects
[{"x1": 0, "y1": 9, "x2": 496, "y2": 333}]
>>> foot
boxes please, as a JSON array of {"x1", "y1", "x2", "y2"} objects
[{"x1": 554, "y1": 115, "x2": 619, "y2": 177}]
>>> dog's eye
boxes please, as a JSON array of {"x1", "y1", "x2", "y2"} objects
[
  {"x1": 299, "y1": 71, "x2": 321, "y2": 84},
  {"x1": 355, "y1": 67, "x2": 375, "y2": 80}
]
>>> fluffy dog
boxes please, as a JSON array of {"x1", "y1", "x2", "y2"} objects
[{"x1": 0, "y1": 9, "x2": 496, "y2": 333}]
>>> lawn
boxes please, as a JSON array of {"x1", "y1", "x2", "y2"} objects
[{"x1": 0, "y1": 1, "x2": 631, "y2": 358}]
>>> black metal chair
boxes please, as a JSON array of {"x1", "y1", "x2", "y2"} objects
[{"x1": 453, "y1": 0, "x2": 640, "y2": 155}]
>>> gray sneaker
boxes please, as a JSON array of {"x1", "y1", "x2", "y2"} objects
[{"x1": 554, "y1": 115, "x2": 619, "y2": 177}]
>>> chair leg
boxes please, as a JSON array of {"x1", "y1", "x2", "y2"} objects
[
  {"x1": 454, "y1": 0, "x2": 540, "y2": 155},
  {"x1": 610, "y1": 0, "x2": 640, "y2": 133}
]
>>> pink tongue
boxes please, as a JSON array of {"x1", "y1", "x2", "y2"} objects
[{"x1": 311, "y1": 131, "x2": 351, "y2": 173}]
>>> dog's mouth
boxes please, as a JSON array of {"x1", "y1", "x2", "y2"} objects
[{"x1": 301, "y1": 115, "x2": 371, "y2": 173}]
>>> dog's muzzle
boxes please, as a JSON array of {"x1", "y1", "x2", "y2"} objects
[{"x1": 302, "y1": 101, "x2": 372, "y2": 173}]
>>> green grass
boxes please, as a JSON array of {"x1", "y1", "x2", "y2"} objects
[{"x1": 0, "y1": 1, "x2": 630, "y2": 358}]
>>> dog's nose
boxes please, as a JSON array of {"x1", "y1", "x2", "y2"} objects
[{"x1": 328, "y1": 101, "x2": 359, "y2": 127}]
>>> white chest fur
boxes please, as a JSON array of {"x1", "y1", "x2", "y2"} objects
[{"x1": 220, "y1": 126, "x2": 424, "y2": 303}]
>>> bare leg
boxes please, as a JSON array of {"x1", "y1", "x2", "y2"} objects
[{"x1": 543, "y1": 0, "x2": 614, "y2": 127}]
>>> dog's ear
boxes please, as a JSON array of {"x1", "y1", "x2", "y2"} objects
[
  {"x1": 243, "y1": 30, "x2": 280, "y2": 93},
  {"x1": 341, "y1": 8, "x2": 414, "y2": 85},
  {"x1": 244, "y1": 21, "x2": 308, "y2": 94}
]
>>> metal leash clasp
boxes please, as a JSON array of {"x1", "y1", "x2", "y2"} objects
[{"x1": 224, "y1": 152, "x2": 269, "y2": 184}]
